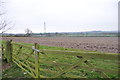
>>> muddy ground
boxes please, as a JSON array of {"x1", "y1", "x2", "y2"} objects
[{"x1": 2, "y1": 37, "x2": 119, "y2": 53}]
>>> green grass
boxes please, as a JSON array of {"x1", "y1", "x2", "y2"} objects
[
  {"x1": 0, "y1": 67, "x2": 1, "y2": 79},
  {"x1": 0, "y1": 59, "x2": 1, "y2": 80},
  {"x1": 1, "y1": 40, "x2": 119, "y2": 79},
  {"x1": 0, "y1": 40, "x2": 2, "y2": 44},
  {"x1": 2, "y1": 61, "x2": 31, "y2": 78}
]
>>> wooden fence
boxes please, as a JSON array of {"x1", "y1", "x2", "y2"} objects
[{"x1": 2, "y1": 40, "x2": 119, "y2": 79}]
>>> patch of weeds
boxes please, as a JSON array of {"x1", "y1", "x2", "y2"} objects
[{"x1": 2, "y1": 63, "x2": 31, "y2": 78}]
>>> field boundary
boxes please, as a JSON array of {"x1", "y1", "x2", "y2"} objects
[{"x1": 2, "y1": 40, "x2": 119, "y2": 78}]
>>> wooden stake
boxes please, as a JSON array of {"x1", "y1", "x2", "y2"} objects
[
  {"x1": 34, "y1": 43, "x2": 39, "y2": 79},
  {"x1": 5, "y1": 40, "x2": 12, "y2": 63}
]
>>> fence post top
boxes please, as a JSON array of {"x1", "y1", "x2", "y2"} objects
[
  {"x1": 34, "y1": 43, "x2": 37, "y2": 45},
  {"x1": 10, "y1": 40, "x2": 12, "y2": 42}
]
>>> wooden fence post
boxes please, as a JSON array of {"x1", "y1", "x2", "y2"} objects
[
  {"x1": 2, "y1": 44, "x2": 4, "y2": 55},
  {"x1": 5, "y1": 40, "x2": 12, "y2": 63},
  {"x1": 34, "y1": 43, "x2": 39, "y2": 79}
]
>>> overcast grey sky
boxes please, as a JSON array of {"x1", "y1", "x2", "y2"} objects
[{"x1": 3, "y1": 0, "x2": 119, "y2": 33}]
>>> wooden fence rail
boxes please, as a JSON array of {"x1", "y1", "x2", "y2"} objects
[{"x1": 2, "y1": 40, "x2": 119, "y2": 79}]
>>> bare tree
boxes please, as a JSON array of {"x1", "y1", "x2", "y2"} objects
[
  {"x1": 25, "y1": 28, "x2": 32, "y2": 36},
  {"x1": 0, "y1": 20, "x2": 11, "y2": 33},
  {"x1": 0, "y1": 0, "x2": 12, "y2": 34}
]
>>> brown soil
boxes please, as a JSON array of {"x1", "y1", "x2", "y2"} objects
[
  {"x1": 2, "y1": 37, "x2": 119, "y2": 53},
  {"x1": 2, "y1": 60, "x2": 11, "y2": 71}
]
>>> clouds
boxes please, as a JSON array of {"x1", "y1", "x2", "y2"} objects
[{"x1": 5, "y1": 0, "x2": 119, "y2": 33}]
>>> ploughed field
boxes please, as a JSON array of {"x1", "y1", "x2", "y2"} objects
[{"x1": 2, "y1": 37, "x2": 118, "y2": 53}]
